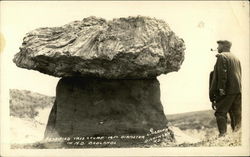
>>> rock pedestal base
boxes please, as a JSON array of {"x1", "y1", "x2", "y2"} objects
[{"x1": 44, "y1": 77, "x2": 174, "y2": 147}]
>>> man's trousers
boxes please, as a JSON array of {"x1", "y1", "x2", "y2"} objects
[{"x1": 214, "y1": 93, "x2": 241, "y2": 135}]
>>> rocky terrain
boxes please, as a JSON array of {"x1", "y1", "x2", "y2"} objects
[{"x1": 9, "y1": 89, "x2": 241, "y2": 148}]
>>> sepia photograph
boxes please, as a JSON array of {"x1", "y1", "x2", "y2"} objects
[{"x1": 0, "y1": 1, "x2": 249, "y2": 156}]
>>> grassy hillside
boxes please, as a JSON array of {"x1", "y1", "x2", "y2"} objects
[
  {"x1": 10, "y1": 89, "x2": 55, "y2": 118},
  {"x1": 167, "y1": 110, "x2": 217, "y2": 130}
]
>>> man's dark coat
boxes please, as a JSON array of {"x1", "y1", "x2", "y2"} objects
[{"x1": 209, "y1": 52, "x2": 241, "y2": 102}]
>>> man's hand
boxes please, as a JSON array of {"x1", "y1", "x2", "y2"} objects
[
  {"x1": 212, "y1": 101, "x2": 217, "y2": 110},
  {"x1": 219, "y1": 89, "x2": 226, "y2": 96}
]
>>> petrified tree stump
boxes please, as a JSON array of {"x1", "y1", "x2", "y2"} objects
[
  {"x1": 44, "y1": 77, "x2": 174, "y2": 147},
  {"x1": 13, "y1": 16, "x2": 185, "y2": 147}
]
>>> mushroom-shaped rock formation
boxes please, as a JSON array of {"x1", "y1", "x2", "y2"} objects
[{"x1": 13, "y1": 16, "x2": 185, "y2": 148}]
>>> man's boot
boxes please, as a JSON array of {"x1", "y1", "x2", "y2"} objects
[
  {"x1": 216, "y1": 116, "x2": 227, "y2": 137},
  {"x1": 234, "y1": 112, "x2": 241, "y2": 132}
]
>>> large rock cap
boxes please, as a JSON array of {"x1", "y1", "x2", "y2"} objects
[{"x1": 13, "y1": 16, "x2": 185, "y2": 79}]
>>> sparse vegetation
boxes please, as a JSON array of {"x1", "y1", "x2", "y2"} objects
[
  {"x1": 167, "y1": 109, "x2": 241, "y2": 147},
  {"x1": 167, "y1": 110, "x2": 217, "y2": 130},
  {"x1": 9, "y1": 89, "x2": 241, "y2": 148},
  {"x1": 10, "y1": 89, "x2": 55, "y2": 118}
]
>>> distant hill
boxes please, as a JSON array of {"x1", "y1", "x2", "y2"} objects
[
  {"x1": 167, "y1": 110, "x2": 217, "y2": 130},
  {"x1": 10, "y1": 89, "x2": 55, "y2": 118}
]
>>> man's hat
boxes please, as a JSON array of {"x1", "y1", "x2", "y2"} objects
[{"x1": 217, "y1": 40, "x2": 232, "y2": 48}]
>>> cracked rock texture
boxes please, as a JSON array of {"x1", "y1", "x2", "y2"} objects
[{"x1": 13, "y1": 16, "x2": 185, "y2": 79}]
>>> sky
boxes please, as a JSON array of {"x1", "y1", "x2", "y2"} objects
[{"x1": 1, "y1": 1, "x2": 249, "y2": 114}]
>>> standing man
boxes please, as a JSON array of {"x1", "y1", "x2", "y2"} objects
[{"x1": 209, "y1": 40, "x2": 241, "y2": 137}]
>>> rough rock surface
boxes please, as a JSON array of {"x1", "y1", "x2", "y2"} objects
[
  {"x1": 44, "y1": 77, "x2": 174, "y2": 147},
  {"x1": 13, "y1": 16, "x2": 185, "y2": 79}
]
